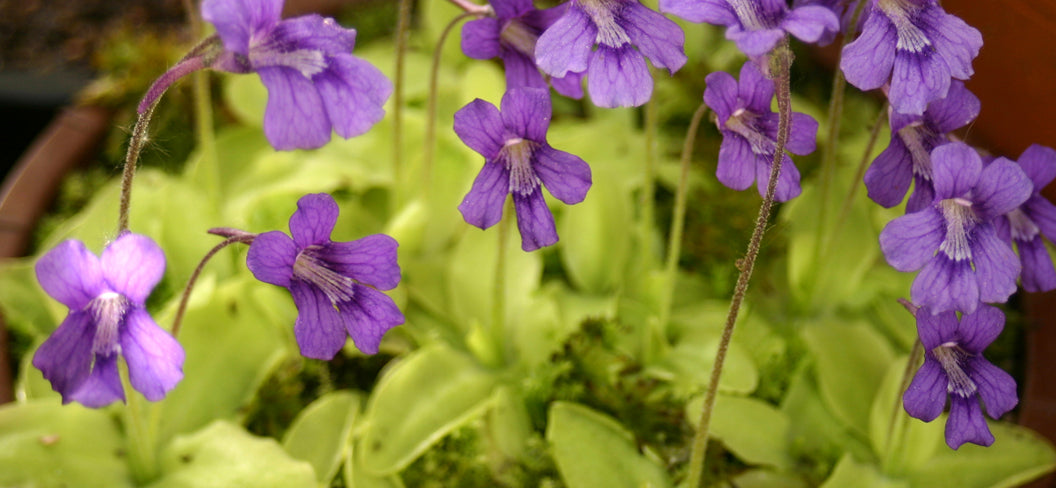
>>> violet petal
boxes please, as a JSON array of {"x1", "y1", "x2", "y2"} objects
[
  {"x1": 454, "y1": 99, "x2": 506, "y2": 159},
  {"x1": 621, "y1": 2, "x2": 687, "y2": 73},
  {"x1": 31, "y1": 311, "x2": 94, "y2": 402},
  {"x1": 1017, "y1": 237, "x2": 1056, "y2": 293},
  {"x1": 458, "y1": 161, "x2": 511, "y2": 230},
  {"x1": 501, "y1": 88, "x2": 551, "y2": 142},
  {"x1": 101, "y1": 234, "x2": 166, "y2": 305},
  {"x1": 461, "y1": 17, "x2": 502, "y2": 59},
  {"x1": 716, "y1": 135, "x2": 756, "y2": 192},
  {"x1": 289, "y1": 193, "x2": 339, "y2": 248},
  {"x1": 911, "y1": 254, "x2": 978, "y2": 314},
  {"x1": 246, "y1": 231, "x2": 298, "y2": 287},
  {"x1": 35, "y1": 240, "x2": 105, "y2": 310},
  {"x1": 586, "y1": 44, "x2": 652, "y2": 108},
  {"x1": 865, "y1": 137, "x2": 913, "y2": 208},
  {"x1": 290, "y1": 280, "x2": 348, "y2": 360},
  {"x1": 930, "y1": 142, "x2": 981, "y2": 199},
  {"x1": 969, "y1": 224, "x2": 1020, "y2": 304},
  {"x1": 968, "y1": 356, "x2": 1018, "y2": 419},
  {"x1": 533, "y1": 146, "x2": 592, "y2": 205},
  {"x1": 120, "y1": 308, "x2": 184, "y2": 401},
  {"x1": 903, "y1": 357, "x2": 947, "y2": 422},
  {"x1": 322, "y1": 234, "x2": 401, "y2": 291},
  {"x1": 340, "y1": 284, "x2": 404, "y2": 355},
  {"x1": 840, "y1": 11, "x2": 896, "y2": 91},
  {"x1": 257, "y1": 66, "x2": 332, "y2": 151},
  {"x1": 314, "y1": 55, "x2": 392, "y2": 139},
  {"x1": 945, "y1": 395, "x2": 994, "y2": 449},
  {"x1": 512, "y1": 189, "x2": 558, "y2": 251},
  {"x1": 879, "y1": 208, "x2": 944, "y2": 272},
  {"x1": 68, "y1": 354, "x2": 125, "y2": 408},
  {"x1": 535, "y1": 5, "x2": 596, "y2": 77}
]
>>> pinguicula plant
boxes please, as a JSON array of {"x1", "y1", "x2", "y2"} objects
[{"x1": 1, "y1": 0, "x2": 1055, "y2": 487}]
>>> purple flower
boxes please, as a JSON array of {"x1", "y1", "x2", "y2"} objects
[
  {"x1": 903, "y1": 304, "x2": 1017, "y2": 449},
  {"x1": 840, "y1": 0, "x2": 982, "y2": 115},
  {"x1": 879, "y1": 142, "x2": 1032, "y2": 314},
  {"x1": 455, "y1": 88, "x2": 592, "y2": 251},
  {"x1": 246, "y1": 193, "x2": 404, "y2": 359},
  {"x1": 200, "y1": 0, "x2": 391, "y2": 150},
  {"x1": 33, "y1": 234, "x2": 184, "y2": 408},
  {"x1": 703, "y1": 61, "x2": 818, "y2": 202},
  {"x1": 461, "y1": 0, "x2": 584, "y2": 98},
  {"x1": 865, "y1": 81, "x2": 980, "y2": 212},
  {"x1": 661, "y1": 0, "x2": 840, "y2": 56},
  {"x1": 535, "y1": 0, "x2": 687, "y2": 108},
  {"x1": 995, "y1": 145, "x2": 1056, "y2": 292}
]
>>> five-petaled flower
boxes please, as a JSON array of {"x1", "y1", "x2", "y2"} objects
[
  {"x1": 865, "y1": 81, "x2": 980, "y2": 212},
  {"x1": 703, "y1": 61, "x2": 817, "y2": 202},
  {"x1": 247, "y1": 193, "x2": 404, "y2": 359},
  {"x1": 661, "y1": 0, "x2": 839, "y2": 57},
  {"x1": 879, "y1": 142, "x2": 1032, "y2": 314},
  {"x1": 142, "y1": 0, "x2": 392, "y2": 151},
  {"x1": 33, "y1": 234, "x2": 184, "y2": 408},
  {"x1": 462, "y1": 0, "x2": 584, "y2": 98},
  {"x1": 996, "y1": 145, "x2": 1056, "y2": 293},
  {"x1": 535, "y1": 0, "x2": 687, "y2": 108},
  {"x1": 840, "y1": 0, "x2": 982, "y2": 115},
  {"x1": 455, "y1": 88, "x2": 592, "y2": 251},
  {"x1": 903, "y1": 304, "x2": 1018, "y2": 449}
]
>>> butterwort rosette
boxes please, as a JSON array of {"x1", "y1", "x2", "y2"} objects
[
  {"x1": 455, "y1": 88, "x2": 592, "y2": 251},
  {"x1": 33, "y1": 234, "x2": 184, "y2": 408},
  {"x1": 879, "y1": 142, "x2": 1033, "y2": 314},
  {"x1": 996, "y1": 145, "x2": 1056, "y2": 292},
  {"x1": 840, "y1": 0, "x2": 982, "y2": 115},
  {"x1": 462, "y1": 0, "x2": 583, "y2": 98},
  {"x1": 704, "y1": 61, "x2": 818, "y2": 202},
  {"x1": 865, "y1": 81, "x2": 980, "y2": 212},
  {"x1": 661, "y1": 0, "x2": 839, "y2": 56},
  {"x1": 903, "y1": 304, "x2": 1018, "y2": 449},
  {"x1": 535, "y1": 0, "x2": 687, "y2": 107},
  {"x1": 247, "y1": 193, "x2": 404, "y2": 359}
]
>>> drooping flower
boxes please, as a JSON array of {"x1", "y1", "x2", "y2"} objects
[
  {"x1": 995, "y1": 145, "x2": 1056, "y2": 292},
  {"x1": 535, "y1": 0, "x2": 687, "y2": 108},
  {"x1": 840, "y1": 0, "x2": 982, "y2": 115},
  {"x1": 661, "y1": 0, "x2": 840, "y2": 56},
  {"x1": 703, "y1": 61, "x2": 818, "y2": 202},
  {"x1": 246, "y1": 193, "x2": 404, "y2": 359},
  {"x1": 33, "y1": 234, "x2": 184, "y2": 408},
  {"x1": 455, "y1": 88, "x2": 592, "y2": 251},
  {"x1": 141, "y1": 0, "x2": 391, "y2": 151},
  {"x1": 879, "y1": 142, "x2": 1032, "y2": 314},
  {"x1": 903, "y1": 304, "x2": 1018, "y2": 449},
  {"x1": 865, "y1": 81, "x2": 980, "y2": 212},
  {"x1": 461, "y1": 0, "x2": 584, "y2": 98}
]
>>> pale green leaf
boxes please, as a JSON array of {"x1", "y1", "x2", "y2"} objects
[
  {"x1": 689, "y1": 394, "x2": 793, "y2": 469},
  {"x1": 0, "y1": 400, "x2": 132, "y2": 488},
  {"x1": 359, "y1": 345, "x2": 498, "y2": 475},
  {"x1": 546, "y1": 402, "x2": 671, "y2": 488},
  {"x1": 820, "y1": 454, "x2": 909, "y2": 488},
  {"x1": 149, "y1": 421, "x2": 315, "y2": 488},
  {"x1": 282, "y1": 391, "x2": 362, "y2": 486},
  {"x1": 906, "y1": 422, "x2": 1056, "y2": 488}
]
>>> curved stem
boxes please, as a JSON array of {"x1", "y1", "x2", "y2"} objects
[
  {"x1": 118, "y1": 102, "x2": 159, "y2": 235},
  {"x1": 490, "y1": 198, "x2": 514, "y2": 365},
  {"x1": 170, "y1": 229, "x2": 257, "y2": 337},
  {"x1": 393, "y1": 0, "x2": 412, "y2": 205},
  {"x1": 686, "y1": 44, "x2": 794, "y2": 488},
  {"x1": 659, "y1": 103, "x2": 709, "y2": 328},
  {"x1": 445, "y1": 0, "x2": 492, "y2": 15},
  {"x1": 424, "y1": 12, "x2": 475, "y2": 199},
  {"x1": 121, "y1": 366, "x2": 158, "y2": 484}
]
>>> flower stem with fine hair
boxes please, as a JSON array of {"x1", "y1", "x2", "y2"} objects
[{"x1": 685, "y1": 42, "x2": 794, "y2": 488}]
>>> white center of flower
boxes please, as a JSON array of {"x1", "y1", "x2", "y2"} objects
[
  {"x1": 578, "y1": 0, "x2": 632, "y2": 47},
  {"x1": 88, "y1": 292, "x2": 128, "y2": 356},
  {"x1": 932, "y1": 342, "x2": 978, "y2": 398},
  {"x1": 938, "y1": 198, "x2": 977, "y2": 261},
  {"x1": 500, "y1": 137, "x2": 541, "y2": 196},
  {"x1": 1008, "y1": 208, "x2": 1040, "y2": 242},
  {"x1": 501, "y1": 20, "x2": 538, "y2": 57},
  {"x1": 293, "y1": 247, "x2": 356, "y2": 305},
  {"x1": 897, "y1": 123, "x2": 935, "y2": 181},
  {"x1": 878, "y1": 0, "x2": 932, "y2": 53},
  {"x1": 728, "y1": 0, "x2": 771, "y2": 31},
  {"x1": 724, "y1": 108, "x2": 774, "y2": 155}
]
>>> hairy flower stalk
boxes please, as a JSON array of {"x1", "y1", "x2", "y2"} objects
[{"x1": 687, "y1": 42, "x2": 794, "y2": 488}]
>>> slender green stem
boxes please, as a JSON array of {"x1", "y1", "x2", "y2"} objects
[
  {"x1": 118, "y1": 102, "x2": 159, "y2": 235},
  {"x1": 640, "y1": 87, "x2": 660, "y2": 262},
  {"x1": 171, "y1": 229, "x2": 257, "y2": 337},
  {"x1": 883, "y1": 337, "x2": 923, "y2": 469},
  {"x1": 190, "y1": 71, "x2": 220, "y2": 206},
  {"x1": 659, "y1": 103, "x2": 709, "y2": 328},
  {"x1": 424, "y1": 12, "x2": 475, "y2": 199},
  {"x1": 121, "y1": 366, "x2": 158, "y2": 484},
  {"x1": 393, "y1": 0, "x2": 412, "y2": 205},
  {"x1": 686, "y1": 44, "x2": 794, "y2": 488},
  {"x1": 825, "y1": 102, "x2": 887, "y2": 255},
  {"x1": 491, "y1": 198, "x2": 513, "y2": 362}
]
